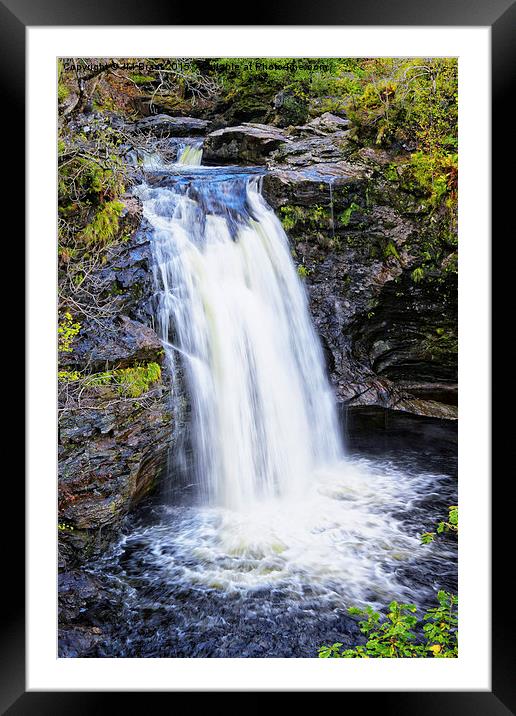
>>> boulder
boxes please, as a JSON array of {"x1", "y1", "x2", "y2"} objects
[
  {"x1": 263, "y1": 162, "x2": 365, "y2": 207},
  {"x1": 300, "y1": 112, "x2": 351, "y2": 135},
  {"x1": 130, "y1": 114, "x2": 210, "y2": 137},
  {"x1": 60, "y1": 316, "x2": 163, "y2": 372},
  {"x1": 203, "y1": 123, "x2": 290, "y2": 164}
]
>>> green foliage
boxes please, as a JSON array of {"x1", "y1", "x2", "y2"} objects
[
  {"x1": 385, "y1": 163, "x2": 399, "y2": 182},
  {"x1": 212, "y1": 57, "x2": 342, "y2": 98},
  {"x1": 318, "y1": 591, "x2": 458, "y2": 658},
  {"x1": 345, "y1": 58, "x2": 457, "y2": 152},
  {"x1": 279, "y1": 206, "x2": 305, "y2": 231},
  {"x1": 58, "y1": 122, "x2": 128, "y2": 250},
  {"x1": 422, "y1": 591, "x2": 458, "y2": 658},
  {"x1": 411, "y1": 267, "x2": 425, "y2": 283},
  {"x1": 343, "y1": 58, "x2": 457, "y2": 223},
  {"x1": 440, "y1": 505, "x2": 458, "y2": 531},
  {"x1": 383, "y1": 241, "x2": 400, "y2": 261},
  {"x1": 404, "y1": 151, "x2": 458, "y2": 208},
  {"x1": 129, "y1": 74, "x2": 157, "y2": 85},
  {"x1": 58, "y1": 311, "x2": 81, "y2": 353},
  {"x1": 297, "y1": 265, "x2": 310, "y2": 278},
  {"x1": 421, "y1": 506, "x2": 458, "y2": 544},
  {"x1": 58, "y1": 522, "x2": 75, "y2": 531},
  {"x1": 61, "y1": 362, "x2": 162, "y2": 398},
  {"x1": 59, "y1": 152, "x2": 126, "y2": 207},
  {"x1": 79, "y1": 200, "x2": 124, "y2": 244},
  {"x1": 339, "y1": 202, "x2": 361, "y2": 227},
  {"x1": 58, "y1": 82, "x2": 70, "y2": 103},
  {"x1": 57, "y1": 59, "x2": 70, "y2": 103},
  {"x1": 58, "y1": 370, "x2": 82, "y2": 382},
  {"x1": 279, "y1": 204, "x2": 332, "y2": 234},
  {"x1": 114, "y1": 362, "x2": 162, "y2": 398}
]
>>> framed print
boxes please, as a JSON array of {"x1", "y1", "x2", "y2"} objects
[{"x1": 8, "y1": 0, "x2": 510, "y2": 710}]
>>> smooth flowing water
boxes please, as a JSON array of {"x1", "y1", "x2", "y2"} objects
[
  {"x1": 138, "y1": 165, "x2": 342, "y2": 509},
  {"x1": 86, "y1": 142, "x2": 457, "y2": 657}
]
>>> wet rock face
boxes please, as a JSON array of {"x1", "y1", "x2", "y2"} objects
[
  {"x1": 58, "y1": 110, "x2": 457, "y2": 576},
  {"x1": 60, "y1": 315, "x2": 163, "y2": 372},
  {"x1": 58, "y1": 218, "x2": 175, "y2": 568},
  {"x1": 203, "y1": 123, "x2": 291, "y2": 164},
  {"x1": 261, "y1": 123, "x2": 457, "y2": 419},
  {"x1": 58, "y1": 570, "x2": 118, "y2": 657},
  {"x1": 130, "y1": 114, "x2": 211, "y2": 137},
  {"x1": 58, "y1": 386, "x2": 172, "y2": 561}
]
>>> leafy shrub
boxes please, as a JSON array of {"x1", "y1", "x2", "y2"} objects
[
  {"x1": 421, "y1": 505, "x2": 458, "y2": 544},
  {"x1": 58, "y1": 312, "x2": 81, "y2": 352},
  {"x1": 318, "y1": 591, "x2": 458, "y2": 658}
]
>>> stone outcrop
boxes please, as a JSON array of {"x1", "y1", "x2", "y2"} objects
[
  {"x1": 58, "y1": 211, "x2": 176, "y2": 568},
  {"x1": 130, "y1": 114, "x2": 211, "y2": 137},
  {"x1": 60, "y1": 316, "x2": 163, "y2": 372},
  {"x1": 203, "y1": 123, "x2": 290, "y2": 164},
  {"x1": 58, "y1": 381, "x2": 172, "y2": 564},
  {"x1": 261, "y1": 119, "x2": 457, "y2": 420}
]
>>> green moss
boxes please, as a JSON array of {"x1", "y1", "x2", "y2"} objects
[
  {"x1": 383, "y1": 241, "x2": 400, "y2": 262},
  {"x1": 115, "y1": 362, "x2": 161, "y2": 398},
  {"x1": 79, "y1": 200, "x2": 124, "y2": 244},
  {"x1": 58, "y1": 370, "x2": 82, "y2": 382},
  {"x1": 58, "y1": 82, "x2": 70, "y2": 103},
  {"x1": 384, "y1": 163, "x2": 399, "y2": 182},
  {"x1": 279, "y1": 204, "x2": 332, "y2": 233},
  {"x1": 58, "y1": 362, "x2": 162, "y2": 398},
  {"x1": 279, "y1": 205, "x2": 306, "y2": 231},
  {"x1": 129, "y1": 74, "x2": 157, "y2": 84},
  {"x1": 411, "y1": 267, "x2": 425, "y2": 283},
  {"x1": 85, "y1": 362, "x2": 162, "y2": 398},
  {"x1": 339, "y1": 202, "x2": 361, "y2": 227}
]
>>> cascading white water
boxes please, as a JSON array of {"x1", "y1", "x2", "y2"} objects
[
  {"x1": 176, "y1": 140, "x2": 203, "y2": 166},
  {"x1": 136, "y1": 170, "x2": 343, "y2": 509},
  {"x1": 140, "y1": 138, "x2": 204, "y2": 170}
]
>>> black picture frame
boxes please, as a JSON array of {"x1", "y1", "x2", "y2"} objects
[{"x1": 8, "y1": 0, "x2": 509, "y2": 710}]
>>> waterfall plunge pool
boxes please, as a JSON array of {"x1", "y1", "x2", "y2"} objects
[{"x1": 84, "y1": 427, "x2": 457, "y2": 658}]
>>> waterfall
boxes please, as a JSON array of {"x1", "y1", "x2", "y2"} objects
[
  {"x1": 176, "y1": 140, "x2": 203, "y2": 166},
  {"x1": 135, "y1": 163, "x2": 343, "y2": 509},
  {"x1": 92, "y1": 158, "x2": 456, "y2": 658},
  {"x1": 139, "y1": 138, "x2": 204, "y2": 169}
]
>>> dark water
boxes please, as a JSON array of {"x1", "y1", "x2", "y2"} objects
[{"x1": 81, "y1": 436, "x2": 457, "y2": 658}]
